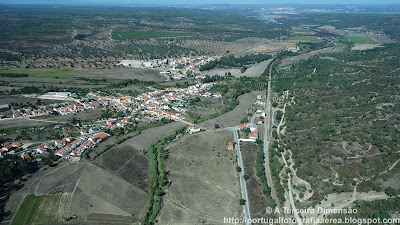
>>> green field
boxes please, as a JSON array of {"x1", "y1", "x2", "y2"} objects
[
  {"x1": 111, "y1": 30, "x2": 194, "y2": 40},
  {"x1": 0, "y1": 69, "x2": 74, "y2": 79},
  {"x1": 345, "y1": 36, "x2": 376, "y2": 43},
  {"x1": 289, "y1": 36, "x2": 321, "y2": 42},
  {"x1": 11, "y1": 194, "x2": 60, "y2": 225}
]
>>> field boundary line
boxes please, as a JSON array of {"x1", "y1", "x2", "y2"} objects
[{"x1": 164, "y1": 196, "x2": 220, "y2": 220}]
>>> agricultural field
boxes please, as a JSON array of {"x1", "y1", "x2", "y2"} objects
[
  {"x1": 124, "y1": 122, "x2": 185, "y2": 151},
  {"x1": 293, "y1": 29, "x2": 316, "y2": 36},
  {"x1": 289, "y1": 36, "x2": 322, "y2": 42},
  {"x1": 157, "y1": 131, "x2": 242, "y2": 224},
  {"x1": 69, "y1": 164, "x2": 147, "y2": 223},
  {"x1": 345, "y1": 36, "x2": 376, "y2": 43},
  {"x1": 0, "y1": 69, "x2": 74, "y2": 79},
  {"x1": 94, "y1": 139, "x2": 150, "y2": 191},
  {"x1": 11, "y1": 194, "x2": 60, "y2": 225},
  {"x1": 279, "y1": 45, "x2": 346, "y2": 66}
]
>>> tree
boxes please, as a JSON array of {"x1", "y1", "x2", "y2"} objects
[
  {"x1": 385, "y1": 187, "x2": 398, "y2": 197},
  {"x1": 236, "y1": 166, "x2": 242, "y2": 173},
  {"x1": 214, "y1": 124, "x2": 220, "y2": 129},
  {"x1": 240, "y1": 199, "x2": 246, "y2": 205},
  {"x1": 276, "y1": 110, "x2": 283, "y2": 121}
]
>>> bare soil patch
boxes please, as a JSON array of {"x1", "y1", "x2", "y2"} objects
[
  {"x1": 351, "y1": 43, "x2": 384, "y2": 51},
  {"x1": 70, "y1": 164, "x2": 147, "y2": 222},
  {"x1": 279, "y1": 45, "x2": 346, "y2": 66},
  {"x1": 157, "y1": 131, "x2": 242, "y2": 224},
  {"x1": 124, "y1": 122, "x2": 184, "y2": 150},
  {"x1": 202, "y1": 59, "x2": 272, "y2": 78},
  {"x1": 94, "y1": 140, "x2": 150, "y2": 191},
  {"x1": 72, "y1": 67, "x2": 167, "y2": 82}
]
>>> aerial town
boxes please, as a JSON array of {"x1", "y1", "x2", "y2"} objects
[{"x1": 1, "y1": 81, "x2": 218, "y2": 161}]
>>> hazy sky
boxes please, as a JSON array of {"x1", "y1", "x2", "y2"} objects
[{"x1": 1, "y1": 0, "x2": 399, "y2": 5}]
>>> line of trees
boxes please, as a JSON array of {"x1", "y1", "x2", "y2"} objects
[
  {"x1": 144, "y1": 126, "x2": 187, "y2": 225},
  {"x1": 0, "y1": 73, "x2": 28, "y2": 78}
]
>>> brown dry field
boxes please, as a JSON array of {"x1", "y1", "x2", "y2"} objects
[
  {"x1": 248, "y1": 41, "x2": 295, "y2": 54},
  {"x1": 0, "y1": 94, "x2": 60, "y2": 106},
  {"x1": 94, "y1": 139, "x2": 150, "y2": 191},
  {"x1": 124, "y1": 122, "x2": 184, "y2": 151},
  {"x1": 69, "y1": 163, "x2": 147, "y2": 223},
  {"x1": 0, "y1": 76, "x2": 107, "y2": 89},
  {"x1": 0, "y1": 86, "x2": 19, "y2": 91},
  {"x1": 180, "y1": 37, "x2": 270, "y2": 55},
  {"x1": 198, "y1": 93, "x2": 256, "y2": 130},
  {"x1": 0, "y1": 109, "x2": 102, "y2": 129},
  {"x1": 241, "y1": 142, "x2": 269, "y2": 218},
  {"x1": 71, "y1": 67, "x2": 167, "y2": 82},
  {"x1": 202, "y1": 58, "x2": 272, "y2": 78},
  {"x1": 4, "y1": 159, "x2": 146, "y2": 224},
  {"x1": 279, "y1": 45, "x2": 346, "y2": 66},
  {"x1": 157, "y1": 131, "x2": 242, "y2": 224}
]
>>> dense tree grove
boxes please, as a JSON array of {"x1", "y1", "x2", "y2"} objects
[{"x1": 200, "y1": 54, "x2": 272, "y2": 71}]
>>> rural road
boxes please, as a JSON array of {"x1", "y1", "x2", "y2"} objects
[
  {"x1": 228, "y1": 127, "x2": 251, "y2": 225},
  {"x1": 263, "y1": 60, "x2": 283, "y2": 219}
]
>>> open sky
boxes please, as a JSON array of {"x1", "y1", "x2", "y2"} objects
[{"x1": 0, "y1": 0, "x2": 399, "y2": 5}]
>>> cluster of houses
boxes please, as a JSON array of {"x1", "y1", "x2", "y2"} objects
[
  {"x1": 18, "y1": 106, "x2": 54, "y2": 117},
  {"x1": 159, "y1": 56, "x2": 219, "y2": 80},
  {"x1": 287, "y1": 46, "x2": 300, "y2": 53},
  {"x1": 7, "y1": 81, "x2": 223, "y2": 162},
  {"x1": 16, "y1": 82, "x2": 220, "y2": 126},
  {"x1": 238, "y1": 124, "x2": 259, "y2": 140},
  {"x1": 53, "y1": 132, "x2": 109, "y2": 158},
  {"x1": 0, "y1": 141, "x2": 22, "y2": 157}
]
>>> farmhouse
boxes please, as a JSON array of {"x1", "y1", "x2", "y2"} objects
[
  {"x1": 250, "y1": 131, "x2": 259, "y2": 139},
  {"x1": 227, "y1": 141, "x2": 234, "y2": 150},
  {"x1": 187, "y1": 125, "x2": 201, "y2": 134},
  {"x1": 21, "y1": 153, "x2": 30, "y2": 160}
]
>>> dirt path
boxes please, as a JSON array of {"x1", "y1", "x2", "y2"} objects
[{"x1": 288, "y1": 173, "x2": 303, "y2": 225}]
